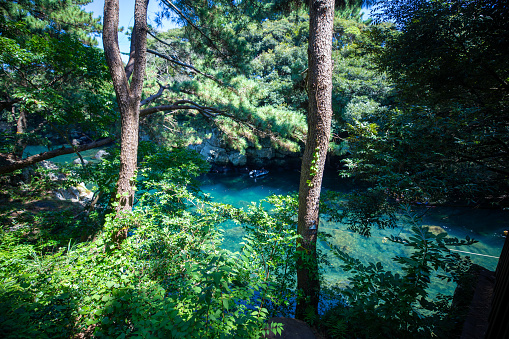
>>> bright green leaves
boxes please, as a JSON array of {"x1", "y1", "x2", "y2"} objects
[
  {"x1": 0, "y1": 0, "x2": 113, "y2": 165},
  {"x1": 328, "y1": 207, "x2": 475, "y2": 337}
]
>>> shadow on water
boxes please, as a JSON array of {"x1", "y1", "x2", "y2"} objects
[{"x1": 199, "y1": 169, "x2": 509, "y2": 295}]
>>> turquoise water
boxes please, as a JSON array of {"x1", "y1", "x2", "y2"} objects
[
  {"x1": 27, "y1": 141, "x2": 507, "y2": 292},
  {"x1": 200, "y1": 169, "x2": 508, "y2": 294},
  {"x1": 23, "y1": 145, "x2": 104, "y2": 164}
]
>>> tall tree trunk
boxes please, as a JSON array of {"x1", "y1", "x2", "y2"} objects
[
  {"x1": 103, "y1": 0, "x2": 149, "y2": 240},
  {"x1": 295, "y1": 0, "x2": 334, "y2": 320},
  {"x1": 13, "y1": 107, "x2": 27, "y2": 158}
]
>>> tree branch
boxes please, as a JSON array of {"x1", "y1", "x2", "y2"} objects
[
  {"x1": 139, "y1": 99, "x2": 304, "y2": 145},
  {"x1": 139, "y1": 99, "x2": 225, "y2": 118},
  {"x1": 460, "y1": 154, "x2": 509, "y2": 176},
  {"x1": 125, "y1": 22, "x2": 137, "y2": 81},
  {"x1": 147, "y1": 48, "x2": 236, "y2": 92},
  {"x1": 0, "y1": 138, "x2": 114, "y2": 176},
  {"x1": 159, "y1": 0, "x2": 228, "y2": 59},
  {"x1": 140, "y1": 82, "x2": 170, "y2": 106}
]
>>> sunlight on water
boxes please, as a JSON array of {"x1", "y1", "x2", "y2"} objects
[{"x1": 200, "y1": 169, "x2": 508, "y2": 296}]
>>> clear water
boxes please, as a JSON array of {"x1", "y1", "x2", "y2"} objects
[
  {"x1": 28, "y1": 142, "x2": 507, "y2": 295},
  {"x1": 23, "y1": 145, "x2": 104, "y2": 164},
  {"x1": 200, "y1": 169, "x2": 508, "y2": 295}
]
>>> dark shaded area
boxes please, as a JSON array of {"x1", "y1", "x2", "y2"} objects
[
  {"x1": 451, "y1": 264, "x2": 495, "y2": 338},
  {"x1": 264, "y1": 317, "x2": 317, "y2": 339},
  {"x1": 486, "y1": 235, "x2": 509, "y2": 338}
]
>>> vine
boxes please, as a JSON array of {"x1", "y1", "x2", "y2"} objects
[{"x1": 307, "y1": 146, "x2": 320, "y2": 187}]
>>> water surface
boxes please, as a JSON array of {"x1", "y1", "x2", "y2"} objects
[{"x1": 200, "y1": 169, "x2": 508, "y2": 293}]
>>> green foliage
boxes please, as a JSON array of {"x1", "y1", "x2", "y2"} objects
[
  {"x1": 0, "y1": 0, "x2": 114, "y2": 169},
  {"x1": 344, "y1": 0, "x2": 509, "y2": 205},
  {"x1": 0, "y1": 146, "x2": 300, "y2": 338},
  {"x1": 143, "y1": 9, "x2": 389, "y2": 155},
  {"x1": 325, "y1": 188, "x2": 397, "y2": 237},
  {"x1": 0, "y1": 1, "x2": 101, "y2": 46},
  {"x1": 207, "y1": 193, "x2": 300, "y2": 315},
  {"x1": 323, "y1": 208, "x2": 475, "y2": 338}
]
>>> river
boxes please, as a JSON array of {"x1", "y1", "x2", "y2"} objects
[
  {"x1": 199, "y1": 168, "x2": 508, "y2": 295},
  {"x1": 26, "y1": 144, "x2": 508, "y2": 295}
]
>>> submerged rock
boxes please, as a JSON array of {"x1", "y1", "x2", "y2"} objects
[{"x1": 425, "y1": 225, "x2": 447, "y2": 235}]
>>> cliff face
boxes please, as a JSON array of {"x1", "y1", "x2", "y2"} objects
[{"x1": 188, "y1": 132, "x2": 302, "y2": 170}]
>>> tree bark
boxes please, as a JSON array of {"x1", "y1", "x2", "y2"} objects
[
  {"x1": 0, "y1": 138, "x2": 114, "y2": 175},
  {"x1": 103, "y1": 0, "x2": 149, "y2": 224},
  {"x1": 295, "y1": 0, "x2": 334, "y2": 320},
  {"x1": 13, "y1": 107, "x2": 27, "y2": 158}
]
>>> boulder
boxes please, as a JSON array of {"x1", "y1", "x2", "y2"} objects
[
  {"x1": 93, "y1": 150, "x2": 110, "y2": 160},
  {"x1": 70, "y1": 130, "x2": 81, "y2": 139},
  {"x1": 200, "y1": 144, "x2": 229, "y2": 165},
  {"x1": 39, "y1": 161, "x2": 66, "y2": 181},
  {"x1": 76, "y1": 182, "x2": 94, "y2": 201},
  {"x1": 54, "y1": 188, "x2": 79, "y2": 202},
  {"x1": 248, "y1": 147, "x2": 274, "y2": 160},
  {"x1": 73, "y1": 158, "x2": 89, "y2": 165},
  {"x1": 54, "y1": 183, "x2": 93, "y2": 203},
  {"x1": 229, "y1": 152, "x2": 247, "y2": 166},
  {"x1": 47, "y1": 172, "x2": 67, "y2": 181},
  {"x1": 39, "y1": 160, "x2": 59, "y2": 171},
  {"x1": 188, "y1": 144, "x2": 204, "y2": 153}
]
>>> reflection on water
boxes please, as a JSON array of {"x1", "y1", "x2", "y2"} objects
[{"x1": 200, "y1": 169, "x2": 508, "y2": 295}]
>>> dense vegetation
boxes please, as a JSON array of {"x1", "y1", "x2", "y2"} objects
[{"x1": 1, "y1": 0, "x2": 507, "y2": 337}]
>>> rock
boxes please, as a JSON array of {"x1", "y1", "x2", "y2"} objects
[
  {"x1": 39, "y1": 161, "x2": 66, "y2": 181},
  {"x1": 73, "y1": 158, "x2": 89, "y2": 165},
  {"x1": 54, "y1": 188, "x2": 79, "y2": 202},
  {"x1": 263, "y1": 318, "x2": 316, "y2": 339},
  {"x1": 79, "y1": 135, "x2": 92, "y2": 144},
  {"x1": 54, "y1": 183, "x2": 93, "y2": 203},
  {"x1": 229, "y1": 152, "x2": 247, "y2": 166},
  {"x1": 47, "y1": 172, "x2": 67, "y2": 181},
  {"x1": 426, "y1": 225, "x2": 447, "y2": 235},
  {"x1": 452, "y1": 264, "x2": 495, "y2": 339},
  {"x1": 215, "y1": 153, "x2": 229, "y2": 165},
  {"x1": 93, "y1": 150, "x2": 110, "y2": 160},
  {"x1": 188, "y1": 144, "x2": 204, "y2": 153},
  {"x1": 76, "y1": 182, "x2": 94, "y2": 201},
  {"x1": 39, "y1": 160, "x2": 59, "y2": 171},
  {"x1": 248, "y1": 147, "x2": 274, "y2": 160},
  {"x1": 200, "y1": 144, "x2": 229, "y2": 165},
  {"x1": 205, "y1": 131, "x2": 225, "y2": 148},
  {"x1": 273, "y1": 159, "x2": 288, "y2": 167}
]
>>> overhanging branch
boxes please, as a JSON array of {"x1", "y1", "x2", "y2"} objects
[
  {"x1": 460, "y1": 154, "x2": 509, "y2": 176},
  {"x1": 0, "y1": 138, "x2": 114, "y2": 176},
  {"x1": 140, "y1": 100, "x2": 305, "y2": 145}
]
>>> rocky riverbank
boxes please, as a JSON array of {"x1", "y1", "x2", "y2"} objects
[{"x1": 187, "y1": 131, "x2": 302, "y2": 170}]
